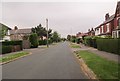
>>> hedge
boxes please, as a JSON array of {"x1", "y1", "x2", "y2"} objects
[
  {"x1": 97, "y1": 39, "x2": 120, "y2": 55},
  {"x1": 2, "y1": 45, "x2": 12, "y2": 54},
  {"x1": 39, "y1": 39, "x2": 53, "y2": 45},
  {"x1": 2, "y1": 40, "x2": 23, "y2": 50},
  {"x1": 1, "y1": 40, "x2": 23, "y2": 54},
  {"x1": 84, "y1": 36, "x2": 97, "y2": 48}
]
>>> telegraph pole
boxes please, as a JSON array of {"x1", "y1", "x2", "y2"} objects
[{"x1": 46, "y1": 18, "x2": 49, "y2": 47}]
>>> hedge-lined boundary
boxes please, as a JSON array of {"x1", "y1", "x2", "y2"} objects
[
  {"x1": 39, "y1": 39, "x2": 53, "y2": 45},
  {"x1": 96, "y1": 39, "x2": 120, "y2": 55},
  {"x1": 84, "y1": 37, "x2": 97, "y2": 48},
  {"x1": 1, "y1": 40, "x2": 23, "y2": 54}
]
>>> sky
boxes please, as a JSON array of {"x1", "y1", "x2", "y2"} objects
[{"x1": 1, "y1": 0, "x2": 119, "y2": 38}]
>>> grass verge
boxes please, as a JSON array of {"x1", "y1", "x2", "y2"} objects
[
  {"x1": 0, "y1": 52, "x2": 29, "y2": 63},
  {"x1": 71, "y1": 43, "x2": 81, "y2": 48},
  {"x1": 75, "y1": 50, "x2": 120, "y2": 80}
]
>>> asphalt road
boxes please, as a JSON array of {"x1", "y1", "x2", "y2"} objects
[{"x1": 2, "y1": 42, "x2": 88, "y2": 79}]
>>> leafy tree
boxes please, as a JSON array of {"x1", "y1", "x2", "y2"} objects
[
  {"x1": 51, "y1": 31, "x2": 61, "y2": 42},
  {"x1": 31, "y1": 24, "x2": 52, "y2": 40},
  {"x1": 67, "y1": 35, "x2": 71, "y2": 41},
  {"x1": 29, "y1": 33, "x2": 39, "y2": 48}
]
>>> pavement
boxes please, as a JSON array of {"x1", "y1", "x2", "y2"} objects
[
  {"x1": 72, "y1": 43, "x2": 119, "y2": 63},
  {"x1": 2, "y1": 42, "x2": 88, "y2": 79}
]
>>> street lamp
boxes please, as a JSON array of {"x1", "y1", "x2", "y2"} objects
[{"x1": 46, "y1": 18, "x2": 49, "y2": 47}]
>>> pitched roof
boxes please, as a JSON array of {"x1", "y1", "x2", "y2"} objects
[
  {"x1": 102, "y1": 14, "x2": 115, "y2": 25},
  {"x1": 95, "y1": 14, "x2": 115, "y2": 29},
  {"x1": 0, "y1": 23, "x2": 12, "y2": 30},
  {"x1": 9, "y1": 29, "x2": 32, "y2": 35}
]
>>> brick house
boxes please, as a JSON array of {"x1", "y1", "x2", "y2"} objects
[
  {"x1": 112, "y1": 1, "x2": 120, "y2": 38},
  {"x1": 87, "y1": 28, "x2": 95, "y2": 36},
  {"x1": 95, "y1": 13, "x2": 115, "y2": 37},
  {"x1": 76, "y1": 32, "x2": 88, "y2": 38},
  {"x1": 95, "y1": 1, "x2": 120, "y2": 38}
]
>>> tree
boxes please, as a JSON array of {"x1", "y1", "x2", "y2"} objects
[
  {"x1": 31, "y1": 24, "x2": 52, "y2": 40},
  {"x1": 29, "y1": 33, "x2": 39, "y2": 48},
  {"x1": 51, "y1": 31, "x2": 61, "y2": 42},
  {"x1": 67, "y1": 35, "x2": 71, "y2": 41}
]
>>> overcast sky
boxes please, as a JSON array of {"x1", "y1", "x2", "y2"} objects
[{"x1": 1, "y1": 0, "x2": 119, "y2": 37}]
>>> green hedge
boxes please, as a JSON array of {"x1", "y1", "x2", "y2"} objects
[
  {"x1": 1, "y1": 40, "x2": 23, "y2": 54},
  {"x1": 39, "y1": 39, "x2": 53, "y2": 45},
  {"x1": 2, "y1": 40, "x2": 23, "y2": 50},
  {"x1": 84, "y1": 36, "x2": 98, "y2": 48},
  {"x1": 97, "y1": 39, "x2": 120, "y2": 55},
  {"x1": 2, "y1": 45, "x2": 12, "y2": 54}
]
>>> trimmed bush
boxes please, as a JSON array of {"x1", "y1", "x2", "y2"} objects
[
  {"x1": 1, "y1": 40, "x2": 23, "y2": 54},
  {"x1": 84, "y1": 36, "x2": 92, "y2": 46},
  {"x1": 2, "y1": 45, "x2": 12, "y2": 54},
  {"x1": 39, "y1": 39, "x2": 53, "y2": 45},
  {"x1": 97, "y1": 38, "x2": 120, "y2": 55},
  {"x1": 2, "y1": 40, "x2": 23, "y2": 50},
  {"x1": 39, "y1": 40, "x2": 47, "y2": 45},
  {"x1": 29, "y1": 33, "x2": 39, "y2": 48},
  {"x1": 76, "y1": 38, "x2": 81, "y2": 44}
]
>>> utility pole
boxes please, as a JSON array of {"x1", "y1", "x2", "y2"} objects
[{"x1": 46, "y1": 18, "x2": 49, "y2": 47}]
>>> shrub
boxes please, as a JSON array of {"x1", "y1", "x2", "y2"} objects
[
  {"x1": 76, "y1": 38, "x2": 81, "y2": 44},
  {"x1": 84, "y1": 36, "x2": 92, "y2": 46},
  {"x1": 97, "y1": 38, "x2": 120, "y2": 55},
  {"x1": 2, "y1": 45, "x2": 12, "y2": 54},
  {"x1": 2, "y1": 40, "x2": 23, "y2": 50},
  {"x1": 39, "y1": 39, "x2": 53, "y2": 45},
  {"x1": 39, "y1": 40, "x2": 47, "y2": 45},
  {"x1": 29, "y1": 33, "x2": 39, "y2": 48}
]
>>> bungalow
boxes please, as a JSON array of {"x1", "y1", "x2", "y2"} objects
[
  {"x1": 9, "y1": 26, "x2": 32, "y2": 40},
  {"x1": 112, "y1": 1, "x2": 120, "y2": 38}
]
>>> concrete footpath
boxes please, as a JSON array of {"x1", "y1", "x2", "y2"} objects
[{"x1": 72, "y1": 43, "x2": 119, "y2": 63}]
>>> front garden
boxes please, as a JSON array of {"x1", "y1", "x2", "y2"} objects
[{"x1": 75, "y1": 50, "x2": 120, "y2": 80}]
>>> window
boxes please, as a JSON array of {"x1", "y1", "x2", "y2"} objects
[
  {"x1": 101, "y1": 26, "x2": 103, "y2": 33},
  {"x1": 118, "y1": 30, "x2": 120, "y2": 38},
  {"x1": 118, "y1": 19, "x2": 120, "y2": 27},
  {"x1": 106, "y1": 23, "x2": 109, "y2": 32}
]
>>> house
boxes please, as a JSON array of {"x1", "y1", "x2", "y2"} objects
[
  {"x1": 0, "y1": 23, "x2": 12, "y2": 41},
  {"x1": 95, "y1": 13, "x2": 115, "y2": 37},
  {"x1": 76, "y1": 32, "x2": 88, "y2": 38},
  {"x1": 9, "y1": 26, "x2": 32, "y2": 40},
  {"x1": 87, "y1": 28, "x2": 95, "y2": 36},
  {"x1": 112, "y1": 1, "x2": 120, "y2": 38},
  {"x1": 95, "y1": 1, "x2": 120, "y2": 38}
]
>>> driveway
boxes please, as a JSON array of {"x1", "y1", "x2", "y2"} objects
[{"x1": 2, "y1": 42, "x2": 88, "y2": 79}]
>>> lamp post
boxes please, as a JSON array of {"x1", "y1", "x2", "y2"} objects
[{"x1": 46, "y1": 18, "x2": 49, "y2": 47}]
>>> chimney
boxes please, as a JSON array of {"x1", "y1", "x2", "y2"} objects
[
  {"x1": 14, "y1": 26, "x2": 18, "y2": 30},
  {"x1": 88, "y1": 29, "x2": 90, "y2": 32},
  {"x1": 105, "y1": 13, "x2": 109, "y2": 20}
]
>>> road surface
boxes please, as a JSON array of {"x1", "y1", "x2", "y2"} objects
[{"x1": 2, "y1": 42, "x2": 88, "y2": 79}]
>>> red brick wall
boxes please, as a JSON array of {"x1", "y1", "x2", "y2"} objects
[{"x1": 114, "y1": 18, "x2": 117, "y2": 29}]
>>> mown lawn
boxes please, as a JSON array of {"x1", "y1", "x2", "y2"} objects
[
  {"x1": 75, "y1": 50, "x2": 120, "y2": 80},
  {"x1": 71, "y1": 43, "x2": 81, "y2": 48},
  {"x1": 0, "y1": 52, "x2": 29, "y2": 63}
]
